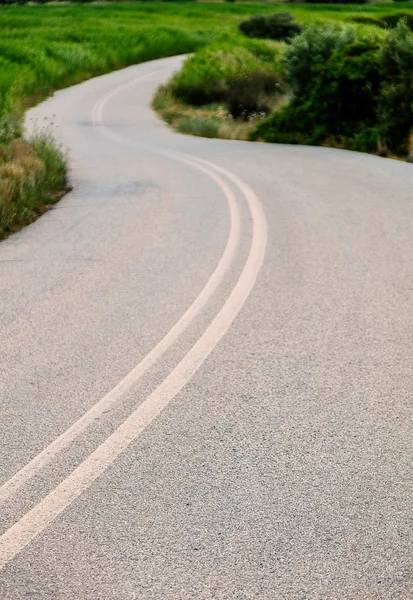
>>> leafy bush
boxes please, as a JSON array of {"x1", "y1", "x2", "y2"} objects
[
  {"x1": 282, "y1": 25, "x2": 356, "y2": 100},
  {"x1": 378, "y1": 19, "x2": 413, "y2": 154},
  {"x1": 169, "y1": 43, "x2": 282, "y2": 117},
  {"x1": 253, "y1": 27, "x2": 382, "y2": 150},
  {"x1": 239, "y1": 13, "x2": 302, "y2": 43}
]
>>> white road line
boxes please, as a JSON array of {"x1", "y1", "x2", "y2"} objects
[
  {"x1": 0, "y1": 74, "x2": 239, "y2": 506},
  {"x1": 0, "y1": 156, "x2": 267, "y2": 570},
  {"x1": 0, "y1": 67, "x2": 267, "y2": 569},
  {"x1": 90, "y1": 70, "x2": 158, "y2": 124}
]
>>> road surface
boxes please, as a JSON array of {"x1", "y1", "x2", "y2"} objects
[{"x1": 1, "y1": 55, "x2": 413, "y2": 599}]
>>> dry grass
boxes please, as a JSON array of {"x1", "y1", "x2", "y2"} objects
[
  {"x1": 0, "y1": 133, "x2": 68, "y2": 239},
  {"x1": 153, "y1": 84, "x2": 289, "y2": 141}
]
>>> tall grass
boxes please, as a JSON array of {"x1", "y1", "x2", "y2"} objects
[{"x1": 0, "y1": 126, "x2": 67, "y2": 238}]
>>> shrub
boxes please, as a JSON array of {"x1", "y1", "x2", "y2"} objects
[
  {"x1": 252, "y1": 29, "x2": 381, "y2": 149},
  {"x1": 348, "y1": 126, "x2": 380, "y2": 153},
  {"x1": 225, "y1": 74, "x2": 275, "y2": 119},
  {"x1": 239, "y1": 13, "x2": 302, "y2": 43},
  {"x1": 169, "y1": 43, "x2": 282, "y2": 117},
  {"x1": 282, "y1": 25, "x2": 356, "y2": 100},
  {"x1": 378, "y1": 19, "x2": 413, "y2": 154}
]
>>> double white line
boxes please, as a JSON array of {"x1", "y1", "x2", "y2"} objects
[{"x1": 0, "y1": 68, "x2": 267, "y2": 569}]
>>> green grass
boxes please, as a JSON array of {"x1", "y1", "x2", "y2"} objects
[
  {"x1": 1, "y1": 2, "x2": 411, "y2": 116},
  {"x1": 0, "y1": 1, "x2": 411, "y2": 237}
]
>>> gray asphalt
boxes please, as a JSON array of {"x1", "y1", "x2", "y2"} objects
[{"x1": 1, "y1": 55, "x2": 413, "y2": 599}]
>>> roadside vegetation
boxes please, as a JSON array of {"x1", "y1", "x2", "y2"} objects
[
  {"x1": 154, "y1": 3, "x2": 413, "y2": 161},
  {"x1": 252, "y1": 18, "x2": 413, "y2": 157},
  {"x1": 154, "y1": 39, "x2": 286, "y2": 140},
  {"x1": 0, "y1": 2, "x2": 412, "y2": 237},
  {"x1": 0, "y1": 119, "x2": 68, "y2": 238}
]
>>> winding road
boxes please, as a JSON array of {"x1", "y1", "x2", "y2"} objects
[{"x1": 1, "y1": 55, "x2": 413, "y2": 599}]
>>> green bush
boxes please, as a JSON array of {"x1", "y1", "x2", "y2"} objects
[
  {"x1": 169, "y1": 43, "x2": 281, "y2": 117},
  {"x1": 239, "y1": 13, "x2": 302, "y2": 43},
  {"x1": 282, "y1": 25, "x2": 356, "y2": 99},
  {"x1": 378, "y1": 19, "x2": 413, "y2": 154},
  {"x1": 254, "y1": 20, "x2": 413, "y2": 158},
  {"x1": 253, "y1": 27, "x2": 381, "y2": 149}
]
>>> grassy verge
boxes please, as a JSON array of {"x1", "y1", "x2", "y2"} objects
[
  {"x1": 153, "y1": 38, "x2": 287, "y2": 139},
  {"x1": 0, "y1": 119, "x2": 68, "y2": 239},
  {"x1": 1, "y1": 2, "x2": 412, "y2": 238}
]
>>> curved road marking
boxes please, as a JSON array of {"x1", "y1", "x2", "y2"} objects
[
  {"x1": 0, "y1": 160, "x2": 266, "y2": 570},
  {"x1": 0, "y1": 68, "x2": 267, "y2": 569},
  {"x1": 90, "y1": 69, "x2": 165, "y2": 124},
  {"x1": 0, "y1": 71, "x2": 239, "y2": 506},
  {"x1": 0, "y1": 166, "x2": 239, "y2": 507}
]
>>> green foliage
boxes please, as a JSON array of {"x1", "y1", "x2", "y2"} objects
[
  {"x1": 0, "y1": 1, "x2": 405, "y2": 120},
  {"x1": 253, "y1": 27, "x2": 382, "y2": 151},
  {"x1": 31, "y1": 130, "x2": 67, "y2": 195},
  {"x1": 382, "y1": 13, "x2": 413, "y2": 31},
  {"x1": 239, "y1": 13, "x2": 302, "y2": 43},
  {"x1": 282, "y1": 25, "x2": 356, "y2": 99},
  {"x1": 304, "y1": 0, "x2": 369, "y2": 4},
  {"x1": 169, "y1": 43, "x2": 282, "y2": 117},
  {"x1": 378, "y1": 19, "x2": 413, "y2": 153},
  {"x1": 254, "y1": 19, "x2": 413, "y2": 158}
]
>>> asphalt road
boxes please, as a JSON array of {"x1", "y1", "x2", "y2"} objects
[{"x1": 1, "y1": 55, "x2": 413, "y2": 600}]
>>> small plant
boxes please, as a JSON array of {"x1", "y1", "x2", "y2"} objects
[{"x1": 239, "y1": 13, "x2": 302, "y2": 43}]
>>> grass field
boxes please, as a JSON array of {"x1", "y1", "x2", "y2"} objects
[
  {"x1": 1, "y1": 2, "x2": 411, "y2": 116},
  {"x1": 0, "y1": 1, "x2": 411, "y2": 237}
]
